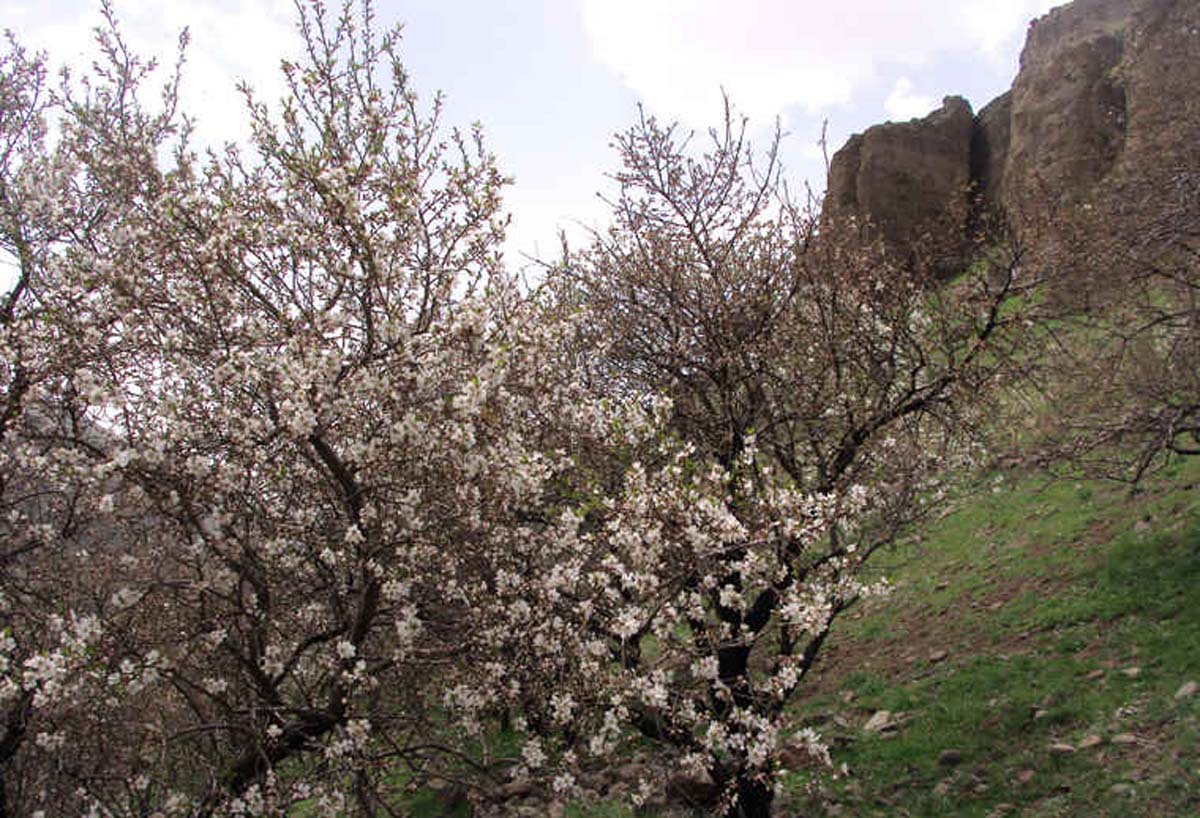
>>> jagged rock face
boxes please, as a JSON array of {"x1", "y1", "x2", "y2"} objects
[
  {"x1": 1001, "y1": 0, "x2": 1133, "y2": 215},
  {"x1": 1106, "y1": 0, "x2": 1200, "y2": 183},
  {"x1": 824, "y1": 133, "x2": 864, "y2": 216},
  {"x1": 1002, "y1": 0, "x2": 1200, "y2": 259},
  {"x1": 1084, "y1": 0, "x2": 1200, "y2": 277},
  {"x1": 822, "y1": 0, "x2": 1199, "y2": 276},
  {"x1": 970, "y1": 91, "x2": 1011, "y2": 217},
  {"x1": 822, "y1": 96, "x2": 976, "y2": 274}
]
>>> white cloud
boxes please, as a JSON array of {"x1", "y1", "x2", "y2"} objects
[
  {"x1": 580, "y1": 0, "x2": 1060, "y2": 127},
  {"x1": 883, "y1": 76, "x2": 936, "y2": 121},
  {"x1": 150, "y1": 0, "x2": 300, "y2": 140},
  {"x1": 13, "y1": 0, "x2": 301, "y2": 149},
  {"x1": 962, "y1": 0, "x2": 1055, "y2": 56}
]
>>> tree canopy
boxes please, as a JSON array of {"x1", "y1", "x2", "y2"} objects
[{"x1": 0, "y1": 4, "x2": 1032, "y2": 817}]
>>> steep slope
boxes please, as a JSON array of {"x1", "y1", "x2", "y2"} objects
[{"x1": 780, "y1": 457, "x2": 1200, "y2": 817}]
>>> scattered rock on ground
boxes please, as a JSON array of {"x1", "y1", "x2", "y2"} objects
[
  {"x1": 863, "y1": 710, "x2": 895, "y2": 733},
  {"x1": 929, "y1": 649, "x2": 949, "y2": 664},
  {"x1": 1120, "y1": 666, "x2": 1142, "y2": 679},
  {"x1": 1017, "y1": 769, "x2": 1035, "y2": 784},
  {"x1": 938, "y1": 749, "x2": 963, "y2": 766},
  {"x1": 1048, "y1": 742, "x2": 1076, "y2": 755},
  {"x1": 779, "y1": 739, "x2": 827, "y2": 771},
  {"x1": 1110, "y1": 733, "x2": 1139, "y2": 745},
  {"x1": 1078, "y1": 734, "x2": 1104, "y2": 749},
  {"x1": 1174, "y1": 680, "x2": 1198, "y2": 699}
]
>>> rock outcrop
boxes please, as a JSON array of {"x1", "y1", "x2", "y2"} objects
[
  {"x1": 1001, "y1": 0, "x2": 1131, "y2": 214},
  {"x1": 823, "y1": 96, "x2": 976, "y2": 275},
  {"x1": 823, "y1": 0, "x2": 1200, "y2": 274}
]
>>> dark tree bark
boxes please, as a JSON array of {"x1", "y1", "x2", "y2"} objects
[{"x1": 727, "y1": 772, "x2": 774, "y2": 818}]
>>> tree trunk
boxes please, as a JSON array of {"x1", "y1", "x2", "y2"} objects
[
  {"x1": 725, "y1": 773, "x2": 773, "y2": 818},
  {"x1": 0, "y1": 695, "x2": 32, "y2": 818}
]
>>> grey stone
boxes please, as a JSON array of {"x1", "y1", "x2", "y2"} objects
[{"x1": 863, "y1": 710, "x2": 894, "y2": 733}]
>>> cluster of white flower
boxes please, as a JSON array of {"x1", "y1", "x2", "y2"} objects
[
  {"x1": 520, "y1": 736, "x2": 547, "y2": 770},
  {"x1": 324, "y1": 719, "x2": 372, "y2": 761},
  {"x1": 588, "y1": 706, "x2": 627, "y2": 757},
  {"x1": 691, "y1": 655, "x2": 720, "y2": 681},
  {"x1": 779, "y1": 588, "x2": 834, "y2": 635},
  {"x1": 633, "y1": 669, "x2": 672, "y2": 710}
]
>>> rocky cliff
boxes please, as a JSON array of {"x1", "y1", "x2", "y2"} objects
[
  {"x1": 823, "y1": 0, "x2": 1200, "y2": 273},
  {"x1": 824, "y1": 95, "x2": 976, "y2": 275}
]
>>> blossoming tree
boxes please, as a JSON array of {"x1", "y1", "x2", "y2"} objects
[
  {"x1": 0, "y1": 3, "x2": 1028, "y2": 817},
  {"x1": 0, "y1": 3, "x2": 634, "y2": 813},
  {"x1": 1024, "y1": 165, "x2": 1200, "y2": 484},
  {"x1": 527, "y1": 107, "x2": 1027, "y2": 817}
]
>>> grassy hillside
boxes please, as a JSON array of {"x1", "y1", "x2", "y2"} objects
[{"x1": 779, "y1": 456, "x2": 1200, "y2": 817}]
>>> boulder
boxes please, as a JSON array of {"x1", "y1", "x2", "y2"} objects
[
  {"x1": 938, "y1": 748, "x2": 963, "y2": 766},
  {"x1": 862, "y1": 709, "x2": 906, "y2": 734}
]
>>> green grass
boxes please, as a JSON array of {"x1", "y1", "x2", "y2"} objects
[{"x1": 780, "y1": 455, "x2": 1200, "y2": 817}]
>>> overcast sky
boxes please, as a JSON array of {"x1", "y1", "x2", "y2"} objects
[{"x1": 3, "y1": 0, "x2": 1062, "y2": 270}]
